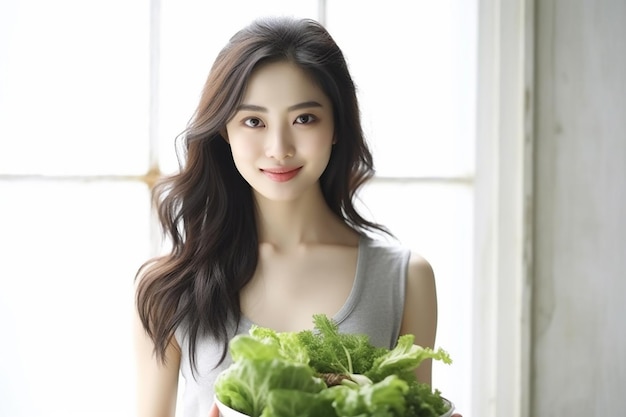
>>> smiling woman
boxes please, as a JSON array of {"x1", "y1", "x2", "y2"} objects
[
  {"x1": 0, "y1": 1, "x2": 476, "y2": 416},
  {"x1": 134, "y1": 15, "x2": 463, "y2": 417}
]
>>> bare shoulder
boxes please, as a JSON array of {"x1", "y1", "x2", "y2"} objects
[
  {"x1": 406, "y1": 252, "x2": 435, "y2": 283},
  {"x1": 400, "y1": 251, "x2": 437, "y2": 343}
]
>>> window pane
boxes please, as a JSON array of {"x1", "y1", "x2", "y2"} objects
[
  {"x1": 158, "y1": 0, "x2": 319, "y2": 174},
  {"x1": 357, "y1": 180, "x2": 473, "y2": 414},
  {"x1": 0, "y1": 0, "x2": 150, "y2": 176},
  {"x1": 326, "y1": 0, "x2": 477, "y2": 177},
  {"x1": 0, "y1": 180, "x2": 151, "y2": 416}
]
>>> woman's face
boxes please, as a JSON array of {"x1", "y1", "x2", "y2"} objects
[{"x1": 225, "y1": 60, "x2": 335, "y2": 203}]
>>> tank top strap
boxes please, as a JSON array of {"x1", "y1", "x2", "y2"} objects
[{"x1": 335, "y1": 235, "x2": 410, "y2": 349}]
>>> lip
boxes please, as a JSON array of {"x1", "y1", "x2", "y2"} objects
[{"x1": 260, "y1": 166, "x2": 302, "y2": 182}]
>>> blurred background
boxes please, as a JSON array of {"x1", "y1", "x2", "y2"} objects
[{"x1": 0, "y1": 1, "x2": 624, "y2": 417}]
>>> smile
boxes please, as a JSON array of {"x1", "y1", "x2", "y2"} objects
[{"x1": 260, "y1": 167, "x2": 302, "y2": 182}]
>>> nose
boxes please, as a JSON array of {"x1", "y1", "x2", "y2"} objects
[{"x1": 265, "y1": 125, "x2": 295, "y2": 160}]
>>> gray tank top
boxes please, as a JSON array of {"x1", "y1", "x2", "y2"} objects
[{"x1": 174, "y1": 236, "x2": 410, "y2": 417}]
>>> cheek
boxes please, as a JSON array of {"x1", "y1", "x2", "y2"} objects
[
  {"x1": 229, "y1": 139, "x2": 258, "y2": 162},
  {"x1": 302, "y1": 133, "x2": 334, "y2": 156},
  {"x1": 300, "y1": 123, "x2": 334, "y2": 148}
]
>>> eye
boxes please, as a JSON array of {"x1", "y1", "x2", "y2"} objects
[
  {"x1": 294, "y1": 114, "x2": 317, "y2": 125},
  {"x1": 243, "y1": 117, "x2": 265, "y2": 128}
]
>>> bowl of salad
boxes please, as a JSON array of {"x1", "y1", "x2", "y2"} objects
[
  {"x1": 215, "y1": 396, "x2": 454, "y2": 417},
  {"x1": 214, "y1": 314, "x2": 454, "y2": 417}
]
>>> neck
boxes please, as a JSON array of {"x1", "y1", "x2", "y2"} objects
[{"x1": 253, "y1": 186, "x2": 354, "y2": 249}]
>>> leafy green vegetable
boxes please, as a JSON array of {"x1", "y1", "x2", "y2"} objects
[
  {"x1": 366, "y1": 334, "x2": 452, "y2": 383},
  {"x1": 297, "y1": 314, "x2": 386, "y2": 375},
  {"x1": 215, "y1": 336, "x2": 325, "y2": 417},
  {"x1": 247, "y1": 326, "x2": 310, "y2": 365},
  {"x1": 214, "y1": 314, "x2": 453, "y2": 417},
  {"x1": 260, "y1": 389, "x2": 336, "y2": 417},
  {"x1": 404, "y1": 383, "x2": 448, "y2": 417},
  {"x1": 330, "y1": 375, "x2": 410, "y2": 417}
]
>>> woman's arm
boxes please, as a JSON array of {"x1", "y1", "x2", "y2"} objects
[
  {"x1": 399, "y1": 252, "x2": 438, "y2": 385},
  {"x1": 134, "y1": 308, "x2": 181, "y2": 417},
  {"x1": 400, "y1": 254, "x2": 464, "y2": 417}
]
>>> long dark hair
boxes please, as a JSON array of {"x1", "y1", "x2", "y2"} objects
[{"x1": 135, "y1": 16, "x2": 389, "y2": 372}]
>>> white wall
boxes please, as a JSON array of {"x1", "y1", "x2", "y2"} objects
[{"x1": 533, "y1": 0, "x2": 626, "y2": 415}]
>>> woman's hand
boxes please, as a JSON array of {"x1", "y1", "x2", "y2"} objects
[{"x1": 209, "y1": 402, "x2": 219, "y2": 417}]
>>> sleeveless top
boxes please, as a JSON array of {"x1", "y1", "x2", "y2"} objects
[{"x1": 174, "y1": 236, "x2": 410, "y2": 417}]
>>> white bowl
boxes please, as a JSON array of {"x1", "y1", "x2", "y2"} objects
[
  {"x1": 440, "y1": 398, "x2": 456, "y2": 417},
  {"x1": 215, "y1": 396, "x2": 250, "y2": 417},
  {"x1": 215, "y1": 395, "x2": 455, "y2": 417}
]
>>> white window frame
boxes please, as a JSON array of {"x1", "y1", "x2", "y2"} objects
[{"x1": 472, "y1": 0, "x2": 534, "y2": 417}]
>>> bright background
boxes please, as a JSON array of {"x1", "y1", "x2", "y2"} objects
[{"x1": 0, "y1": 1, "x2": 476, "y2": 416}]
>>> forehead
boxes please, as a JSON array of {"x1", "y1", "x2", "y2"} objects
[{"x1": 241, "y1": 61, "x2": 330, "y2": 107}]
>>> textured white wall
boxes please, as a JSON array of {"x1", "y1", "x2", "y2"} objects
[{"x1": 534, "y1": 0, "x2": 626, "y2": 415}]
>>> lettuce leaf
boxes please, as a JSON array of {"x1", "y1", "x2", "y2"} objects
[
  {"x1": 365, "y1": 334, "x2": 452, "y2": 383},
  {"x1": 330, "y1": 375, "x2": 409, "y2": 417},
  {"x1": 260, "y1": 376, "x2": 410, "y2": 417},
  {"x1": 260, "y1": 389, "x2": 337, "y2": 417},
  {"x1": 216, "y1": 335, "x2": 325, "y2": 417},
  {"x1": 215, "y1": 357, "x2": 326, "y2": 417},
  {"x1": 248, "y1": 326, "x2": 311, "y2": 365}
]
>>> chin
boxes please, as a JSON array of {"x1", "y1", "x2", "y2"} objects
[
  {"x1": 253, "y1": 184, "x2": 319, "y2": 203},
  {"x1": 255, "y1": 191, "x2": 303, "y2": 203}
]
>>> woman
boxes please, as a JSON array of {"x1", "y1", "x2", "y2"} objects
[{"x1": 134, "y1": 16, "x2": 460, "y2": 417}]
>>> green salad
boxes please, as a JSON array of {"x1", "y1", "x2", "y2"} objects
[{"x1": 215, "y1": 314, "x2": 452, "y2": 417}]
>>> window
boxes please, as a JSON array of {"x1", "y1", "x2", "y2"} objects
[{"x1": 0, "y1": 1, "x2": 476, "y2": 415}]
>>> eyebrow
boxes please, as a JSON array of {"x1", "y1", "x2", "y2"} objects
[{"x1": 236, "y1": 101, "x2": 324, "y2": 112}]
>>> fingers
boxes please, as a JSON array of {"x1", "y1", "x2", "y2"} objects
[{"x1": 209, "y1": 402, "x2": 220, "y2": 417}]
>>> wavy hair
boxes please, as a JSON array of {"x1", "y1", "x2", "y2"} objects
[{"x1": 135, "y1": 16, "x2": 389, "y2": 372}]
